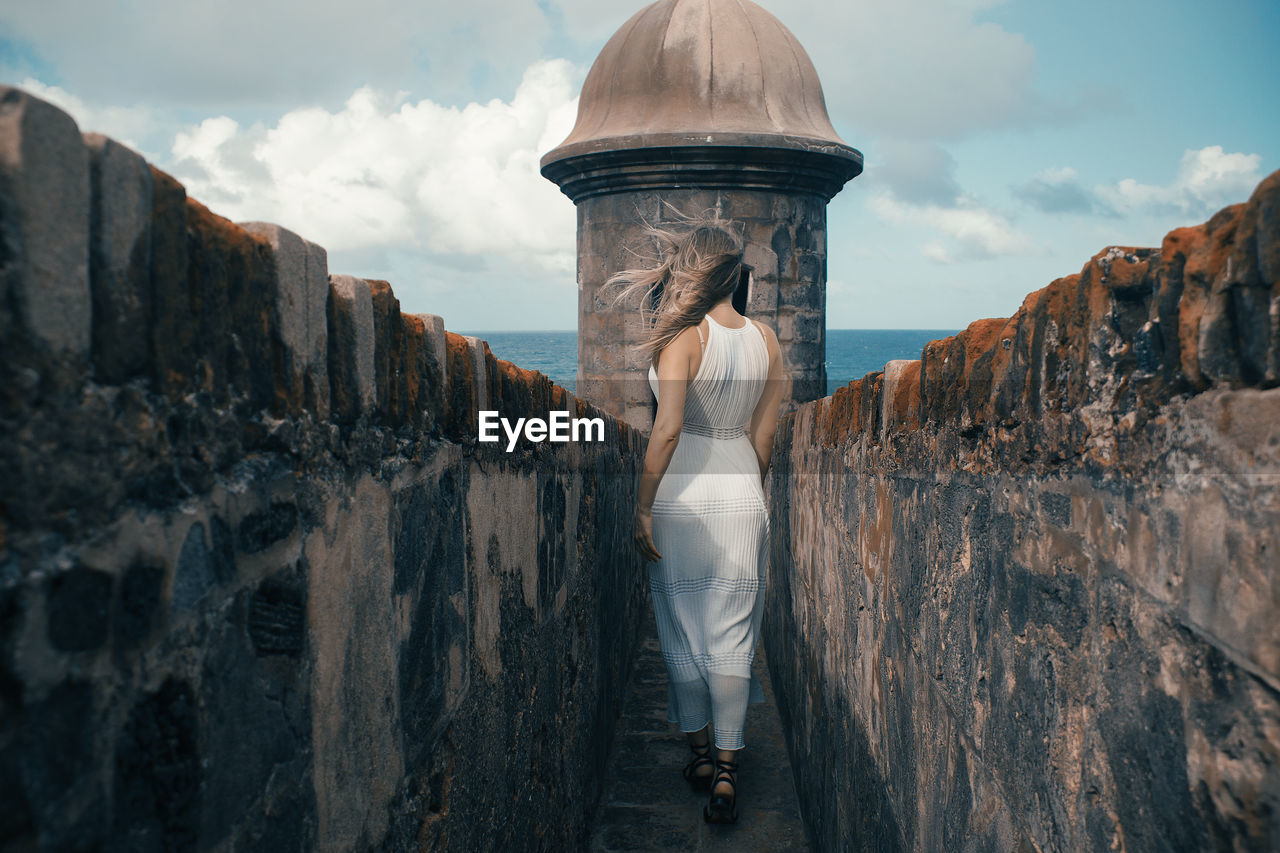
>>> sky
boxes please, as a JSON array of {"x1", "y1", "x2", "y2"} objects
[{"x1": 2, "y1": 0, "x2": 1276, "y2": 330}]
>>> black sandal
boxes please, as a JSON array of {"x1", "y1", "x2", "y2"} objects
[
  {"x1": 703, "y1": 756, "x2": 739, "y2": 824},
  {"x1": 682, "y1": 740, "x2": 715, "y2": 792}
]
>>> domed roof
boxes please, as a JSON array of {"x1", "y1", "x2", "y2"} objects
[{"x1": 541, "y1": 0, "x2": 860, "y2": 169}]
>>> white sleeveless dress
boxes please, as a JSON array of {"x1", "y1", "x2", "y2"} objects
[{"x1": 646, "y1": 314, "x2": 771, "y2": 750}]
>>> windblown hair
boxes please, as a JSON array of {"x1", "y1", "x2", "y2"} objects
[{"x1": 605, "y1": 210, "x2": 747, "y2": 366}]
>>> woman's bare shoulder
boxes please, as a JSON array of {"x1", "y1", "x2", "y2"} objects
[
  {"x1": 654, "y1": 324, "x2": 702, "y2": 371},
  {"x1": 751, "y1": 318, "x2": 781, "y2": 353},
  {"x1": 667, "y1": 324, "x2": 702, "y2": 352}
]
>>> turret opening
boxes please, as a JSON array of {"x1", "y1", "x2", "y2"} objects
[{"x1": 732, "y1": 265, "x2": 751, "y2": 316}]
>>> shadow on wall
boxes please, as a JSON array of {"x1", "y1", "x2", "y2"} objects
[{"x1": 0, "y1": 85, "x2": 649, "y2": 852}]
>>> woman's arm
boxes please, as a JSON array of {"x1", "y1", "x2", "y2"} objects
[
  {"x1": 633, "y1": 325, "x2": 701, "y2": 561},
  {"x1": 747, "y1": 320, "x2": 784, "y2": 482}
]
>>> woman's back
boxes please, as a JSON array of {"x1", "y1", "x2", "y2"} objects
[{"x1": 647, "y1": 314, "x2": 770, "y2": 435}]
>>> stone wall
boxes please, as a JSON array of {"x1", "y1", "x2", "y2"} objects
[
  {"x1": 0, "y1": 87, "x2": 648, "y2": 852},
  {"x1": 764, "y1": 171, "x2": 1280, "y2": 851}
]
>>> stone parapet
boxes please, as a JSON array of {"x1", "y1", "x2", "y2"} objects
[
  {"x1": 0, "y1": 87, "x2": 647, "y2": 852},
  {"x1": 765, "y1": 170, "x2": 1280, "y2": 851}
]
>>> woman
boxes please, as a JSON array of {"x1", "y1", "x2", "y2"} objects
[{"x1": 613, "y1": 215, "x2": 783, "y2": 825}]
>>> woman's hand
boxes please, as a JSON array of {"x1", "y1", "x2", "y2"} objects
[{"x1": 633, "y1": 506, "x2": 662, "y2": 562}]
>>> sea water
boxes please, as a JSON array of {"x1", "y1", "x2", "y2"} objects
[{"x1": 461, "y1": 329, "x2": 959, "y2": 397}]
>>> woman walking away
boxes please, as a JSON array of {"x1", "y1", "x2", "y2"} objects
[{"x1": 615, "y1": 214, "x2": 783, "y2": 825}]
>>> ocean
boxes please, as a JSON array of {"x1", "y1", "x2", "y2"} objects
[{"x1": 458, "y1": 330, "x2": 959, "y2": 398}]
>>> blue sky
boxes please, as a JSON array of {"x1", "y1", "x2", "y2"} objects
[{"x1": 2, "y1": 0, "x2": 1275, "y2": 330}]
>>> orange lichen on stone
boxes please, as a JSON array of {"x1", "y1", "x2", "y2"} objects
[
  {"x1": 444, "y1": 331, "x2": 477, "y2": 439},
  {"x1": 1224, "y1": 170, "x2": 1280, "y2": 384},
  {"x1": 920, "y1": 334, "x2": 961, "y2": 426},
  {"x1": 366, "y1": 279, "x2": 405, "y2": 421},
  {"x1": 857, "y1": 479, "x2": 895, "y2": 584},
  {"x1": 827, "y1": 374, "x2": 879, "y2": 443},
  {"x1": 959, "y1": 317, "x2": 1006, "y2": 366},
  {"x1": 145, "y1": 167, "x2": 195, "y2": 397},
  {"x1": 491, "y1": 355, "x2": 554, "y2": 425},
  {"x1": 182, "y1": 194, "x2": 282, "y2": 411},
  {"x1": 803, "y1": 169, "x2": 1280, "y2": 459},
  {"x1": 952, "y1": 317, "x2": 1009, "y2": 428},
  {"x1": 400, "y1": 313, "x2": 428, "y2": 425},
  {"x1": 886, "y1": 360, "x2": 922, "y2": 432},
  {"x1": 1167, "y1": 204, "x2": 1247, "y2": 388},
  {"x1": 820, "y1": 383, "x2": 859, "y2": 446},
  {"x1": 494, "y1": 355, "x2": 548, "y2": 392},
  {"x1": 847, "y1": 378, "x2": 870, "y2": 437},
  {"x1": 550, "y1": 383, "x2": 571, "y2": 412}
]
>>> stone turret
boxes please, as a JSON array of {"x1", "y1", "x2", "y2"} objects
[{"x1": 541, "y1": 0, "x2": 862, "y2": 429}]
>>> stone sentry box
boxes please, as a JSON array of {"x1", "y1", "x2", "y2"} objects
[{"x1": 541, "y1": 0, "x2": 863, "y2": 431}]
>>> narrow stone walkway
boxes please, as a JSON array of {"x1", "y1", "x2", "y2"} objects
[{"x1": 589, "y1": 621, "x2": 809, "y2": 852}]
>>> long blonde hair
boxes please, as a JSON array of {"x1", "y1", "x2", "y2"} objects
[{"x1": 605, "y1": 210, "x2": 747, "y2": 366}]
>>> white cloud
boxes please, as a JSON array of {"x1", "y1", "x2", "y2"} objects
[
  {"x1": 1038, "y1": 166, "x2": 1078, "y2": 184},
  {"x1": 166, "y1": 59, "x2": 580, "y2": 274},
  {"x1": 1097, "y1": 146, "x2": 1264, "y2": 217},
  {"x1": 4, "y1": 0, "x2": 1075, "y2": 162},
  {"x1": 1014, "y1": 165, "x2": 1116, "y2": 216},
  {"x1": 1, "y1": 0, "x2": 552, "y2": 110},
  {"x1": 870, "y1": 192, "x2": 1031, "y2": 262},
  {"x1": 14, "y1": 77, "x2": 157, "y2": 150},
  {"x1": 865, "y1": 139, "x2": 961, "y2": 205}
]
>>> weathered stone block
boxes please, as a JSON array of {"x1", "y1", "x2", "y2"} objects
[
  {"x1": 239, "y1": 222, "x2": 331, "y2": 418},
  {"x1": 786, "y1": 339, "x2": 823, "y2": 367},
  {"x1": 394, "y1": 470, "x2": 469, "y2": 755},
  {"x1": 238, "y1": 502, "x2": 298, "y2": 554},
  {"x1": 200, "y1": 592, "x2": 309, "y2": 848},
  {"x1": 778, "y1": 278, "x2": 818, "y2": 309},
  {"x1": 326, "y1": 275, "x2": 375, "y2": 421},
  {"x1": 0, "y1": 86, "x2": 91, "y2": 358},
  {"x1": 416, "y1": 312, "x2": 447, "y2": 380},
  {"x1": 460, "y1": 335, "x2": 490, "y2": 412},
  {"x1": 147, "y1": 167, "x2": 194, "y2": 396},
  {"x1": 788, "y1": 372, "x2": 825, "y2": 406},
  {"x1": 112, "y1": 677, "x2": 201, "y2": 850},
  {"x1": 1040, "y1": 492, "x2": 1071, "y2": 528},
  {"x1": 172, "y1": 521, "x2": 216, "y2": 613},
  {"x1": 85, "y1": 133, "x2": 153, "y2": 384},
  {"x1": 402, "y1": 312, "x2": 446, "y2": 430},
  {"x1": 400, "y1": 315, "x2": 429, "y2": 428},
  {"x1": 184, "y1": 201, "x2": 280, "y2": 408},
  {"x1": 367, "y1": 280, "x2": 403, "y2": 422},
  {"x1": 247, "y1": 574, "x2": 305, "y2": 657},
  {"x1": 307, "y1": 477, "x2": 401, "y2": 851},
  {"x1": 796, "y1": 252, "x2": 823, "y2": 283},
  {"x1": 45, "y1": 565, "x2": 111, "y2": 652},
  {"x1": 881, "y1": 358, "x2": 921, "y2": 435},
  {"x1": 790, "y1": 311, "x2": 824, "y2": 343},
  {"x1": 19, "y1": 679, "x2": 96, "y2": 834},
  {"x1": 443, "y1": 331, "x2": 479, "y2": 439},
  {"x1": 770, "y1": 224, "x2": 793, "y2": 279},
  {"x1": 114, "y1": 560, "x2": 164, "y2": 651},
  {"x1": 777, "y1": 311, "x2": 796, "y2": 342},
  {"x1": 0, "y1": 742, "x2": 36, "y2": 845}
]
